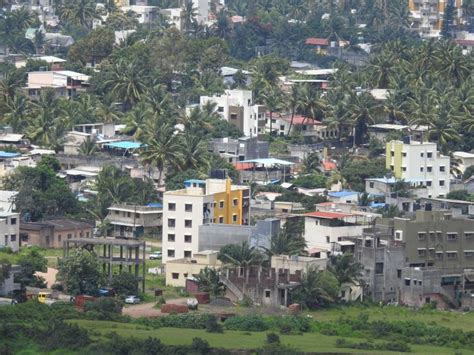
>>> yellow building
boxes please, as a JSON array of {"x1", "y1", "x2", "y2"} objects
[{"x1": 408, "y1": 0, "x2": 464, "y2": 36}]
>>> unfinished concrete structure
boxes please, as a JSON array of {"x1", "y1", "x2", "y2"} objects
[{"x1": 63, "y1": 238, "x2": 146, "y2": 292}]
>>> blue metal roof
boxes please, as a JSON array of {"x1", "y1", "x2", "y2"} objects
[
  {"x1": 147, "y1": 203, "x2": 163, "y2": 208},
  {"x1": 0, "y1": 151, "x2": 21, "y2": 158},
  {"x1": 328, "y1": 190, "x2": 359, "y2": 198},
  {"x1": 105, "y1": 141, "x2": 142, "y2": 150}
]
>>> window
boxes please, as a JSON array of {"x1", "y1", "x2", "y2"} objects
[
  {"x1": 184, "y1": 250, "x2": 192, "y2": 258},
  {"x1": 115, "y1": 210, "x2": 119, "y2": 215},
  {"x1": 369, "y1": 182, "x2": 374, "y2": 188},
  {"x1": 184, "y1": 235, "x2": 192, "y2": 243},
  {"x1": 440, "y1": 166, "x2": 445, "y2": 172},
  {"x1": 265, "y1": 290, "x2": 271, "y2": 298},
  {"x1": 217, "y1": 106, "x2": 224, "y2": 112},
  {"x1": 168, "y1": 234, "x2": 175, "y2": 242},
  {"x1": 395, "y1": 231, "x2": 403, "y2": 241},
  {"x1": 402, "y1": 167, "x2": 406, "y2": 172},
  {"x1": 420, "y1": 167, "x2": 424, "y2": 172},
  {"x1": 418, "y1": 232, "x2": 426, "y2": 241},
  {"x1": 418, "y1": 249, "x2": 426, "y2": 257},
  {"x1": 420, "y1": 153, "x2": 424, "y2": 158},
  {"x1": 465, "y1": 251, "x2": 474, "y2": 258},
  {"x1": 280, "y1": 125, "x2": 285, "y2": 130},
  {"x1": 427, "y1": 152, "x2": 433, "y2": 158},
  {"x1": 375, "y1": 262, "x2": 384, "y2": 275},
  {"x1": 232, "y1": 214, "x2": 238, "y2": 223},
  {"x1": 402, "y1": 152, "x2": 407, "y2": 157},
  {"x1": 127, "y1": 212, "x2": 131, "y2": 218},
  {"x1": 10, "y1": 234, "x2": 16, "y2": 242},
  {"x1": 185, "y1": 204, "x2": 193, "y2": 212},
  {"x1": 168, "y1": 203, "x2": 176, "y2": 211},
  {"x1": 136, "y1": 213, "x2": 140, "y2": 219},
  {"x1": 168, "y1": 218, "x2": 176, "y2": 228},
  {"x1": 447, "y1": 233, "x2": 457, "y2": 241},
  {"x1": 219, "y1": 216, "x2": 224, "y2": 224},
  {"x1": 405, "y1": 279, "x2": 411, "y2": 286},
  {"x1": 465, "y1": 232, "x2": 474, "y2": 239},
  {"x1": 167, "y1": 249, "x2": 175, "y2": 258},
  {"x1": 67, "y1": 234, "x2": 72, "y2": 239},
  {"x1": 219, "y1": 201, "x2": 224, "y2": 209},
  {"x1": 326, "y1": 236, "x2": 330, "y2": 243},
  {"x1": 10, "y1": 218, "x2": 16, "y2": 225},
  {"x1": 230, "y1": 113, "x2": 237, "y2": 120},
  {"x1": 436, "y1": 252, "x2": 443, "y2": 260},
  {"x1": 397, "y1": 269, "x2": 402, "y2": 279},
  {"x1": 391, "y1": 151, "x2": 394, "y2": 157},
  {"x1": 233, "y1": 198, "x2": 238, "y2": 206},
  {"x1": 427, "y1": 166, "x2": 432, "y2": 173},
  {"x1": 86, "y1": 232, "x2": 90, "y2": 238},
  {"x1": 57, "y1": 235, "x2": 61, "y2": 242},
  {"x1": 439, "y1": 180, "x2": 445, "y2": 186},
  {"x1": 426, "y1": 181, "x2": 432, "y2": 187},
  {"x1": 447, "y1": 252, "x2": 458, "y2": 259},
  {"x1": 172, "y1": 273, "x2": 179, "y2": 279}
]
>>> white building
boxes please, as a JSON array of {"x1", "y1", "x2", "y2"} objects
[
  {"x1": 191, "y1": 0, "x2": 210, "y2": 24},
  {"x1": 453, "y1": 151, "x2": 474, "y2": 176},
  {"x1": 162, "y1": 179, "x2": 250, "y2": 263},
  {"x1": 200, "y1": 90, "x2": 264, "y2": 137},
  {"x1": 160, "y1": 8, "x2": 183, "y2": 30},
  {"x1": 0, "y1": 212, "x2": 20, "y2": 252},
  {"x1": 265, "y1": 113, "x2": 338, "y2": 139},
  {"x1": 304, "y1": 211, "x2": 368, "y2": 252},
  {"x1": 120, "y1": 5, "x2": 158, "y2": 24},
  {"x1": 386, "y1": 140, "x2": 450, "y2": 198}
]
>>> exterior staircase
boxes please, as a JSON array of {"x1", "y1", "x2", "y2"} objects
[{"x1": 220, "y1": 275, "x2": 244, "y2": 301}]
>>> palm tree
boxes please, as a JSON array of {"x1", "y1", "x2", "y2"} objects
[
  {"x1": 195, "y1": 267, "x2": 226, "y2": 297},
  {"x1": 2, "y1": 95, "x2": 30, "y2": 132},
  {"x1": 290, "y1": 266, "x2": 340, "y2": 309},
  {"x1": 261, "y1": 87, "x2": 283, "y2": 140},
  {"x1": 265, "y1": 220, "x2": 306, "y2": 257},
  {"x1": 32, "y1": 29, "x2": 47, "y2": 56},
  {"x1": 57, "y1": 0, "x2": 100, "y2": 30},
  {"x1": 78, "y1": 136, "x2": 97, "y2": 156},
  {"x1": 181, "y1": 0, "x2": 197, "y2": 34},
  {"x1": 104, "y1": 59, "x2": 146, "y2": 110},
  {"x1": 301, "y1": 152, "x2": 321, "y2": 174},
  {"x1": 140, "y1": 122, "x2": 183, "y2": 184},
  {"x1": 383, "y1": 90, "x2": 407, "y2": 124},
  {"x1": 297, "y1": 84, "x2": 327, "y2": 122},
  {"x1": 328, "y1": 253, "x2": 363, "y2": 284},
  {"x1": 218, "y1": 242, "x2": 264, "y2": 290},
  {"x1": 96, "y1": 95, "x2": 122, "y2": 124},
  {"x1": 347, "y1": 92, "x2": 379, "y2": 146},
  {"x1": 177, "y1": 130, "x2": 211, "y2": 172},
  {"x1": 0, "y1": 70, "x2": 21, "y2": 103},
  {"x1": 433, "y1": 41, "x2": 472, "y2": 85},
  {"x1": 286, "y1": 84, "x2": 300, "y2": 135}
]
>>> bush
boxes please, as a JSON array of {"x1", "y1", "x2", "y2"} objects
[
  {"x1": 136, "y1": 313, "x2": 213, "y2": 329},
  {"x1": 191, "y1": 337, "x2": 210, "y2": 354},
  {"x1": 206, "y1": 315, "x2": 223, "y2": 333},
  {"x1": 224, "y1": 315, "x2": 269, "y2": 331},
  {"x1": 84, "y1": 298, "x2": 123, "y2": 320},
  {"x1": 267, "y1": 316, "x2": 311, "y2": 334},
  {"x1": 266, "y1": 333, "x2": 280, "y2": 345}
]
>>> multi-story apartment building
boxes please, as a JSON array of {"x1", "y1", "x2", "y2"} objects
[
  {"x1": 211, "y1": 136, "x2": 269, "y2": 164},
  {"x1": 105, "y1": 204, "x2": 162, "y2": 239},
  {"x1": 0, "y1": 212, "x2": 20, "y2": 252},
  {"x1": 408, "y1": 0, "x2": 464, "y2": 38},
  {"x1": 386, "y1": 139, "x2": 450, "y2": 198},
  {"x1": 162, "y1": 178, "x2": 250, "y2": 263},
  {"x1": 200, "y1": 90, "x2": 265, "y2": 137},
  {"x1": 26, "y1": 70, "x2": 89, "y2": 100},
  {"x1": 304, "y1": 211, "x2": 371, "y2": 251}
]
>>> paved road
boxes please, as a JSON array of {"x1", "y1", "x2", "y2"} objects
[{"x1": 123, "y1": 297, "x2": 187, "y2": 318}]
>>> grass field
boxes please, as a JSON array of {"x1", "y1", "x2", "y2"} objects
[
  {"x1": 69, "y1": 319, "x2": 470, "y2": 354},
  {"x1": 310, "y1": 304, "x2": 474, "y2": 331}
]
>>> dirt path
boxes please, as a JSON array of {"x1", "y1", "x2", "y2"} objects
[
  {"x1": 123, "y1": 297, "x2": 187, "y2": 318},
  {"x1": 36, "y1": 267, "x2": 58, "y2": 288}
]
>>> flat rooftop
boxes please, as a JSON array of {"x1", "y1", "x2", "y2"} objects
[{"x1": 65, "y1": 237, "x2": 145, "y2": 247}]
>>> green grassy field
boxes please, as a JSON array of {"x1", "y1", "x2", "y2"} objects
[
  {"x1": 310, "y1": 304, "x2": 474, "y2": 331},
  {"x1": 69, "y1": 319, "x2": 470, "y2": 354}
]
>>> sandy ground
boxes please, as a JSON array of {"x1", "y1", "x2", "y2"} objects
[
  {"x1": 36, "y1": 267, "x2": 58, "y2": 288},
  {"x1": 123, "y1": 297, "x2": 188, "y2": 318}
]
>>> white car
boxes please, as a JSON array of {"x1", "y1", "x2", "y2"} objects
[
  {"x1": 124, "y1": 295, "x2": 140, "y2": 304},
  {"x1": 149, "y1": 252, "x2": 162, "y2": 260}
]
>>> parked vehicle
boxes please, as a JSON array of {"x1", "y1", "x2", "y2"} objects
[
  {"x1": 37, "y1": 292, "x2": 52, "y2": 304},
  {"x1": 124, "y1": 295, "x2": 140, "y2": 304},
  {"x1": 149, "y1": 251, "x2": 162, "y2": 260},
  {"x1": 98, "y1": 287, "x2": 115, "y2": 297}
]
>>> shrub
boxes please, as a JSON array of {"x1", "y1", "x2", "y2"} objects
[
  {"x1": 266, "y1": 333, "x2": 280, "y2": 345},
  {"x1": 268, "y1": 316, "x2": 311, "y2": 334},
  {"x1": 84, "y1": 298, "x2": 123, "y2": 320},
  {"x1": 136, "y1": 313, "x2": 213, "y2": 329},
  {"x1": 224, "y1": 315, "x2": 268, "y2": 331},
  {"x1": 206, "y1": 315, "x2": 223, "y2": 333},
  {"x1": 191, "y1": 337, "x2": 210, "y2": 354}
]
